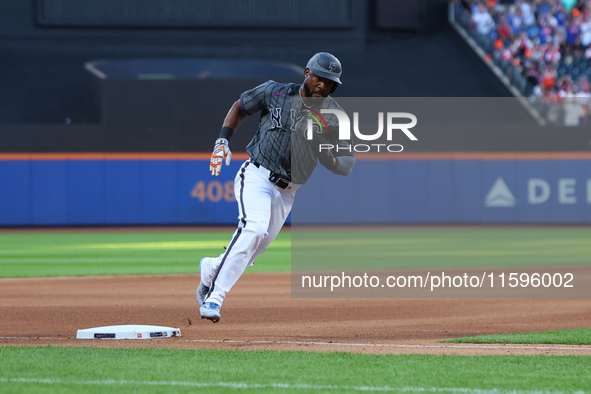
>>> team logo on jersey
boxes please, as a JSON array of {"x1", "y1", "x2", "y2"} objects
[
  {"x1": 270, "y1": 108, "x2": 282, "y2": 130},
  {"x1": 306, "y1": 109, "x2": 327, "y2": 135}
]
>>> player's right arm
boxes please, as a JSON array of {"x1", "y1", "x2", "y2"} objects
[
  {"x1": 210, "y1": 82, "x2": 272, "y2": 176},
  {"x1": 222, "y1": 100, "x2": 247, "y2": 131},
  {"x1": 209, "y1": 100, "x2": 249, "y2": 176}
]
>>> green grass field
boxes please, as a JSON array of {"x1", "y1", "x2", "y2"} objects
[
  {"x1": 2, "y1": 227, "x2": 591, "y2": 277},
  {"x1": 0, "y1": 230, "x2": 290, "y2": 277},
  {"x1": 442, "y1": 328, "x2": 591, "y2": 345},
  {"x1": 1, "y1": 347, "x2": 590, "y2": 393},
  {"x1": 1, "y1": 227, "x2": 591, "y2": 393},
  {"x1": 292, "y1": 227, "x2": 591, "y2": 270}
]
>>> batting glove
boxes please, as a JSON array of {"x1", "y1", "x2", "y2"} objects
[{"x1": 210, "y1": 138, "x2": 232, "y2": 176}]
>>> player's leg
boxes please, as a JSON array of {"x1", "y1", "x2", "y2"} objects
[
  {"x1": 203, "y1": 186, "x2": 295, "y2": 277},
  {"x1": 198, "y1": 184, "x2": 294, "y2": 307},
  {"x1": 198, "y1": 161, "x2": 262, "y2": 306},
  {"x1": 246, "y1": 186, "x2": 296, "y2": 268},
  {"x1": 202, "y1": 161, "x2": 276, "y2": 312}
]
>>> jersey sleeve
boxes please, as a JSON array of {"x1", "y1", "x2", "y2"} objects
[{"x1": 239, "y1": 80, "x2": 273, "y2": 116}]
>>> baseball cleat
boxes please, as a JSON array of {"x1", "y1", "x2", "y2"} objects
[
  {"x1": 196, "y1": 283, "x2": 209, "y2": 307},
  {"x1": 197, "y1": 257, "x2": 214, "y2": 306},
  {"x1": 200, "y1": 302, "x2": 221, "y2": 323}
]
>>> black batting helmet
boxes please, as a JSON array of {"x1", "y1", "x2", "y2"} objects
[{"x1": 306, "y1": 52, "x2": 342, "y2": 93}]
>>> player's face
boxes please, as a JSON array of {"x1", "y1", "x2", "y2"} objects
[{"x1": 303, "y1": 69, "x2": 336, "y2": 97}]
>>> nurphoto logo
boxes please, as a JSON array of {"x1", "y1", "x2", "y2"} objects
[{"x1": 305, "y1": 109, "x2": 418, "y2": 153}]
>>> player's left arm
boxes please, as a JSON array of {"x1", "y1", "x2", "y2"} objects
[
  {"x1": 312, "y1": 132, "x2": 355, "y2": 176},
  {"x1": 323, "y1": 101, "x2": 355, "y2": 175},
  {"x1": 325, "y1": 109, "x2": 355, "y2": 175},
  {"x1": 331, "y1": 142, "x2": 355, "y2": 176}
]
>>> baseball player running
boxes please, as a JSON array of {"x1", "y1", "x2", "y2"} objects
[{"x1": 198, "y1": 52, "x2": 355, "y2": 323}]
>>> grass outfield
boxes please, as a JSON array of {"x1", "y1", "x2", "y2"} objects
[
  {"x1": 2, "y1": 227, "x2": 591, "y2": 277},
  {"x1": 442, "y1": 329, "x2": 591, "y2": 345},
  {"x1": 1, "y1": 347, "x2": 590, "y2": 393},
  {"x1": 0, "y1": 230, "x2": 290, "y2": 277},
  {"x1": 292, "y1": 227, "x2": 591, "y2": 270}
]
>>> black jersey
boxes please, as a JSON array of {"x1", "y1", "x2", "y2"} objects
[{"x1": 240, "y1": 80, "x2": 352, "y2": 184}]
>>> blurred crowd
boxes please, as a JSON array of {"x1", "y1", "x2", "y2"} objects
[{"x1": 456, "y1": 0, "x2": 590, "y2": 125}]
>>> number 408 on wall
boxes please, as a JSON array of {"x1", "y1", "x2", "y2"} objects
[{"x1": 191, "y1": 180, "x2": 235, "y2": 202}]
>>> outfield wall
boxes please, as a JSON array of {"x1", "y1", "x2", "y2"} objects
[
  {"x1": 1, "y1": 153, "x2": 590, "y2": 226},
  {"x1": 294, "y1": 154, "x2": 591, "y2": 225}
]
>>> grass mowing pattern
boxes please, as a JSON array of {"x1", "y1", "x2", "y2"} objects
[
  {"x1": 0, "y1": 231, "x2": 290, "y2": 277},
  {"x1": 1, "y1": 346, "x2": 590, "y2": 393},
  {"x1": 292, "y1": 227, "x2": 591, "y2": 270},
  {"x1": 442, "y1": 329, "x2": 591, "y2": 345},
  {"x1": 2, "y1": 227, "x2": 591, "y2": 277}
]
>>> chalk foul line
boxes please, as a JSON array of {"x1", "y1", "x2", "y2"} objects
[
  {"x1": 1, "y1": 336, "x2": 591, "y2": 351},
  {"x1": 0, "y1": 378, "x2": 585, "y2": 394},
  {"x1": 186, "y1": 339, "x2": 591, "y2": 351}
]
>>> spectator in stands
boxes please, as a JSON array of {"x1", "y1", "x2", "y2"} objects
[
  {"x1": 551, "y1": 1, "x2": 568, "y2": 27},
  {"x1": 512, "y1": 31, "x2": 533, "y2": 56},
  {"x1": 576, "y1": 75, "x2": 591, "y2": 97},
  {"x1": 538, "y1": 13, "x2": 556, "y2": 45},
  {"x1": 580, "y1": 14, "x2": 591, "y2": 47},
  {"x1": 506, "y1": 4, "x2": 526, "y2": 35},
  {"x1": 541, "y1": 63, "x2": 558, "y2": 89},
  {"x1": 524, "y1": 62, "x2": 542, "y2": 95},
  {"x1": 557, "y1": 75, "x2": 575, "y2": 97},
  {"x1": 518, "y1": 0, "x2": 536, "y2": 27},
  {"x1": 497, "y1": 15, "x2": 514, "y2": 38},
  {"x1": 565, "y1": 14, "x2": 582, "y2": 47},
  {"x1": 544, "y1": 44, "x2": 562, "y2": 64},
  {"x1": 562, "y1": 95, "x2": 587, "y2": 126},
  {"x1": 472, "y1": 3, "x2": 496, "y2": 36},
  {"x1": 529, "y1": 40, "x2": 546, "y2": 63}
]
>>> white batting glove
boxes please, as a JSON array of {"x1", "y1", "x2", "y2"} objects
[{"x1": 210, "y1": 138, "x2": 232, "y2": 176}]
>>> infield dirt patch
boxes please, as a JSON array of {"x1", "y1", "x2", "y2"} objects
[{"x1": 1, "y1": 273, "x2": 590, "y2": 356}]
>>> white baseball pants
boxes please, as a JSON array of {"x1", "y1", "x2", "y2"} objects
[{"x1": 203, "y1": 160, "x2": 298, "y2": 306}]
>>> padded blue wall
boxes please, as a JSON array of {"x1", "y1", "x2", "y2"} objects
[
  {"x1": 1, "y1": 157, "x2": 590, "y2": 225},
  {"x1": 293, "y1": 158, "x2": 591, "y2": 225},
  {"x1": 0, "y1": 159, "x2": 241, "y2": 226}
]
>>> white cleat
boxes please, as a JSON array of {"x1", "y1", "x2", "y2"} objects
[
  {"x1": 197, "y1": 257, "x2": 214, "y2": 306},
  {"x1": 200, "y1": 302, "x2": 221, "y2": 323},
  {"x1": 196, "y1": 282, "x2": 209, "y2": 307}
]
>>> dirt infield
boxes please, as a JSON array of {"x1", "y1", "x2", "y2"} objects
[{"x1": 1, "y1": 273, "x2": 591, "y2": 356}]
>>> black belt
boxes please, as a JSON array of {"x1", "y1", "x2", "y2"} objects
[{"x1": 251, "y1": 161, "x2": 290, "y2": 189}]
